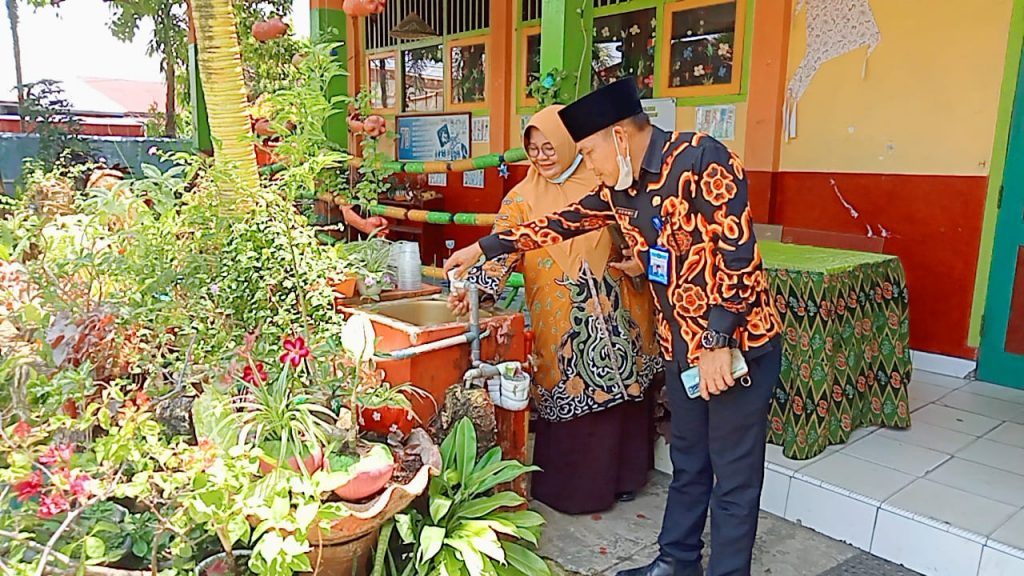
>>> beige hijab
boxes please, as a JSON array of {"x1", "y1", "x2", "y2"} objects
[{"x1": 514, "y1": 106, "x2": 611, "y2": 280}]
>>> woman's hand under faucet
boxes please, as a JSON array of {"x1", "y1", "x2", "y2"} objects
[{"x1": 447, "y1": 289, "x2": 471, "y2": 317}]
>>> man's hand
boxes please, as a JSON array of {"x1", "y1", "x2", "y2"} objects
[
  {"x1": 444, "y1": 243, "x2": 484, "y2": 279},
  {"x1": 447, "y1": 289, "x2": 470, "y2": 316},
  {"x1": 698, "y1": 347, "x2": 735, "y2": 401},
  {"x1": 608, "y1": 249, "x2": 644, "y2": 277}
]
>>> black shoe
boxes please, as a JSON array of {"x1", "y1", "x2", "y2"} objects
[
  {"x1": 616, "y1": 491, "x2": 636, "y2": 503},
  {"x1": 615, "y1": 555, "x2": 703, "y2": 576}
]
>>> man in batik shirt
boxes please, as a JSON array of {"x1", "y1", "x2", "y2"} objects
[{"x1": 445, "y1": 78, "x2": 782, "y2": 576}]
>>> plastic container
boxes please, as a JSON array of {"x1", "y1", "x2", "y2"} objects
[
  {"x1": 489, "y1": 362, "x2": 530, "y2": 411},
  {"x1": 391, "y1": 242, "x2": 421, "y2": 291}
]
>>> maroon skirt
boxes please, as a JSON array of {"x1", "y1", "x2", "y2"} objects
[{"x1": 530, "y1": 391, "x2": 655, "y2": 515}]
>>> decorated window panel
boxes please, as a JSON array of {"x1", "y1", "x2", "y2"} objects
[
  {"x1": 367, "y1": 52, "x2": 398, "y2": 112},
  {"x1": 402, "y1": 44, "x2": 445, "y2": 113},
  {"x1": 592, "y1": 8, "x2": 658, "y2": 99},
  {"x1": 661, "y1": 0, "x2": 746, "y2": 97},
  {"x1": 520, "y1": 26, "x2": 541, "y2": 107},
  {"x1": 448, "y1": 38, "x2": 488, "y2": 109}
]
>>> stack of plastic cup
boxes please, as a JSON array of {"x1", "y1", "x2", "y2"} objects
[{"x1": 391, "y1": 241, "x2": 421, "y2": 291}]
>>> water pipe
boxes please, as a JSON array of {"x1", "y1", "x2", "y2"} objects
[
  {"x1": 376, "y1": 328, "x2": 491, "y2": 361},
  {"x1": 469, "y1": 284, "x2": 481, "y2": 367}
]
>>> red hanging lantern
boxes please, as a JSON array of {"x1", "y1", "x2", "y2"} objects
[{"x1": 343, "y1": 0, "x2": 386, "y2": 17}]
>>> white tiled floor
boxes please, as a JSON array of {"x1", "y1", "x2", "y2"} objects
[{"x1": 760, "y1": 369, "x2": 1024, "y2": 576}]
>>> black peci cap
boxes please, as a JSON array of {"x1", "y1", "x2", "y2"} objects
[{"x1": 557, "y1": 78, "x2": 643, "y2": 143}]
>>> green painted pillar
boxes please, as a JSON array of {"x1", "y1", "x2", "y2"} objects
[
  {"x1": 310, "y1": 2, "x2": 349, "y2": 148},
  {"x1": 539, "y1": 0, "x2": 594, "y2": 103}
]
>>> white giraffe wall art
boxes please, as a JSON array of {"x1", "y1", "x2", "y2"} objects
[{"x1": 784, "y1": 0, "x2": 882, "y2": 141}]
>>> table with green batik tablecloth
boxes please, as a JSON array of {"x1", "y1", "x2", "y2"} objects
[{"x1": 760, "y1": 241, "x2": 912, "y2": 460}]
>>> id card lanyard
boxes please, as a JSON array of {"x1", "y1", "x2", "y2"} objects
[{"x1": 648, "y1": 216, "x2": 671, "y2": 286}]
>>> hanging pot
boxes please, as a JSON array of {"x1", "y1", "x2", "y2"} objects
[{"x1": 252, "y1": 17, "x2": 288, "y2": 42}]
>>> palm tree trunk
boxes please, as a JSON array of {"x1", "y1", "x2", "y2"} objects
[
  {"x1": 5, "y1": 0, "x2": 26, "y2": 132},
  {"x1": 164, "y1": 55, "x2": 176, "y2": 137},
  {"x1": 160, "y1": 0, "x2": 176, "y2": 137},
  {"x1": 188, "y1": 0, "x2": 259, "y2": 207}
]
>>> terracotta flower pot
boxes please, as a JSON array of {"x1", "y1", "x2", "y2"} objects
[
  {"x1": 257, "y1": 443, "x2": 324, "y2": 475},
  {"x1": 358, "y1": 405, "x2": 416, "y2": 437},
  {"x1": 195, "y1": 551, "x2": 252, "y2": 576},
  {"x1": 331, "y1": 277, "x2": 358, "y2": 299},
  {"x1": 333, "y1": 461, "x2": 395, "y2": 501}
]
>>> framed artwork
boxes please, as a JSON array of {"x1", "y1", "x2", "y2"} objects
[
  {"x1": 395, "y1": 113, "x2": 472, "y2": 162},
  {"x1": 592, "y1": 7, "x2": 658, "y2": 99},
  {"x1": 447, "y1": 37, "x2": 489, "y2": 110},
  {"x1": 660, "y1": 0, "x2": 747, "y2": 97}
]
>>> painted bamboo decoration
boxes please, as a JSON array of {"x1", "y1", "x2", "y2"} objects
[{"x1": 188, "y1": 0, "x2": 260, "y2": 204}]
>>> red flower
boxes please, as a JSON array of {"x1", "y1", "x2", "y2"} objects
[
  {"x1": 39, "y1": 444, "x2": 74, "y2": 466},
  {"x1": 242, "y1": 362, "x2": 268, "y2": 385},
  {"x1": 841, "y1": 414, "x2": 852, "y2": 431},
  {"x1": 14, "y1": 471, "x2": 43, "y2": 502},
  {"x1": 13, "y1": 421, "x2": 31, "y2": 438},
  {"x1": 792, "y1": 396, "x2": 804, "y2": 415},
  {"x1": 69, "y1": 472, "x2": 95, "y2": 501},
  {"x1": 279, "y1": 337, "x2": 310, "y2": 367},
  {"x1": 38, "y1": 491, "x2": 70, "y2": 518},
  {"x1": 135, "y1": 391, "x2": 151, "y2": 409}
]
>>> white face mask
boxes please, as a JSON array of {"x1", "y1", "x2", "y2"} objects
[{"x1": 612, "y1": 128, "x2": 633, "y2": 191}]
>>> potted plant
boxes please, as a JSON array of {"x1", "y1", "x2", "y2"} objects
[
  {"x1": 382, "y1": 417, "x2": 549, "y2": 576},
  {"x1": 333, "y1": 236, "x2": 395, "y2": 300},
  {"x1": 357, "y1": 383, "x2": 432, "y2": 438}
]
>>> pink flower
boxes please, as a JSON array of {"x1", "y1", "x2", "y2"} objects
[
  {"x1": 13, "y1": 421, "x2": 31, "y2": 438},
  {"x1": 39, "y1": 444, "x2": 74, "y2": 466},
  {"x1": 14, "y1": 471, "x2": 43, "y2": 502},
  {"x1": 279, "y1": 336, "x2": 310, "y2": 367},
  {"x1": 38, "y1": 491, "x2": 70, "y2": 518},
  {"x1": 242, "y1": 362, "x2": 268, "y2": 385},
  {"x1": 69, "y1": 472, "x2": 96, "y2": 501}
]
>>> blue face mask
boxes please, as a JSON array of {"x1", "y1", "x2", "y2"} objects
[{"x1": 545, "y1": 153, "x2": 584, "y2": 184}]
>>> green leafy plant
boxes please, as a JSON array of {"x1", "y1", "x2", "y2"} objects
[
  {"x1": 17, "y1": 80, "x2": 91, "y2": 168},
  {"x1": 386, "y1": 418, "x2": 548, "y2": 576},
  {"x1": 527, "y1": 69, "x2": 571, "y2": 110}
]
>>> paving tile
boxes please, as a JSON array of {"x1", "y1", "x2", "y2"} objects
[
  {"x1": 534, "y1": 499, "x2": 650, "y2": 575},
  {"x1": 884, "y1": 479, "x2": 1017, "y2": 536},
  {"x1": 764, "y1": 442, "x2": 835, "y2": 472},
  {"x1": 760, "y1": 467, "x2": 790, "y2": 517},
  {"x1": 785, "y1": 478, "x2": 877, "y2": 551},
  {"x1": 938, "y1": 391, "x2": 1024, "y2": 424},
  {"x1": 957, "y1": 438, "x2": 1024, "y2": 476},
  {"x1": 910, "y1": 370, "x2": 968, "y2": 390},
  {"x1": 818, "y1": 552, "x2": 922, "y2": 575},
  {"x1": 961, "y1": 381, "x2": 1024, "y2": 405},
  {"x1": 871, "y1": 509, "x2": 983, "y2": 576},
  {"x1": 908, "y1": 381, "x2": 952, "y2": 411},
  {"x1": 991, "y1": 509, "x2": 1024, "y2": 552},
  {"x1": 799, "y1": 452, "x2": 916, "y2": 502},
  {"x1": 842, "y1": 434, "x2": 950, "y2": 477},
  {"x1": 985, "y1": 422, "x2": 1024, "y2": 450},
  {"x1": 845, "y1": 425, "x2": 879, "y2": 445},
  {"x1": 911, "y1": 404, "x2": 1002, "y2": 436},
  {"x1": 751, "y1": 512, "x2": 858, "y2": 576},
  {"x1": 980, "y1": 546, "x2": 1024, "y2": 576},
  {"x1": 877, "y1": 421, "x2": 975, "y2": 454},
  {"x1": 926, "y1": 458, "x2": 1024, "y2": 508}
]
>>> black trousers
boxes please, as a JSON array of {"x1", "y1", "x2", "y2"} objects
[{"x1": 658, "y1": 339, "x2": 782, "y2": 576}]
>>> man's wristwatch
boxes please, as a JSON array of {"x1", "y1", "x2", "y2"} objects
[{"x1": 700, "y1": 329, "x2": 737, "y2": 351}]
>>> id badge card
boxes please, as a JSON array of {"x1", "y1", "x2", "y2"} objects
[{"x1": 648, "y1": 247, "x2": 671, "y2": 285}]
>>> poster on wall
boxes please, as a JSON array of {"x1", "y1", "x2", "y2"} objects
[
  {"x1": 695, "y1": 105, "x2": 736, "y2": 141},
  {"x1": 641, "y1": 98, "x2": 676, "y2": 133},
  {"x1": 463, "y1": 170, "x2": 485, "y2": 188},
  {"x1": 396, "y1": 113, "x2": 472, "y2": 161},
  {"x1": 428, "y1": 173, "x2": 448, "y2": 187},
  {"x1": 472, "y1": 117, "x2": 490, "y2": 143},
  {"x1": 519, "y1": 114, "x2": 531, "y2": 134}
]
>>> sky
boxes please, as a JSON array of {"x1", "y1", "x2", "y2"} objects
[{"x1": 0, "y1": 0, "x2": 309, "y2": 107}]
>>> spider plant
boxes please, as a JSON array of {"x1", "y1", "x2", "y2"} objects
[{"x1": 234, "y1": 363, "x2": 338, "y2": 474}]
